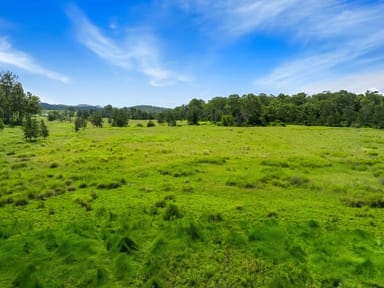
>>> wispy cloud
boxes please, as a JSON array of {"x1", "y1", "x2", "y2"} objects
[
  {"x1": 170, "y1": 0, "x2": 384, "y2": 93},
  {"x1": 66, "y1": 5, "x2": 189, "y2": 87},
  {"x1": 171, "y1": 0, "x2": 383, "y2": 40},
  {"x1": 0, "y1": 37, "x2": 69, "y2": 83},
  {"x1": 256, "y1": 29, "x2": 384, "y2": 88}
]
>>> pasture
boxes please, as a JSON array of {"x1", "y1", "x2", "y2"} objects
[{"x1": 1, "y1": 121, "x2": 384, "y2": 287}]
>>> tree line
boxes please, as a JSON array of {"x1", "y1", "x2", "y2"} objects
[
  {"x1": 40, "y1": 90, "x2": 384, "y2": 130},
  {"x1": 158, "y1": 90, "x2": 384, "y2": 128},
  {"x1": 3, "y1": 70, "x2": 384, "y2": 134}
]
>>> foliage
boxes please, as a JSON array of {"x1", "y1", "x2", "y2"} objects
[
  {"x1": 221, "y1": 114, "x2": 234, "y2": 126},
  {"x1": 89, "y1": 110, "x2": 103, "y2": 127},
  {"x1": 23, "y1": 116, "x2": 40, "y2": 141},
  {"x1": 111, "y1": 108, "x2": 129, "y2": 127},
  {"x1": 0, "y1": 71, "x2": 41, "y2": 126},
  {"x1": 146, "y1": 120, "x2": 155, "y2": 127},
  {"x1": 74, "y1": 117, "x2": 87, "y2": 132},
  {"x1": 40, "y1": 120, "x2": 49, "y2": 139},
  {"x1": 168, "y1": 90, "x2": 384, "y2": 128}
]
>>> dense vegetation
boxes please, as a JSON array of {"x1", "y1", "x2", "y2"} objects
[
  {"x1": 162, "y1": 91, "x2": 384, "y2": 128},
  {"x1": 1, "y1": 122, "x2": 384, "y2": 287},
  {"x1": 0, "y1": 72, "x2": 41, "y2": 126},
  {"x1": 43, "y1": 91, "x2": 384, "y2": 129}
]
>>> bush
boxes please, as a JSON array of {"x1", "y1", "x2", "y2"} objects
[
  {"x1": 15, "y1": 199, "x2": 28, "y2": 206},
  {"x1": 50, "y1": 162, "x2": 59, "y2": 168},
  {"x1": 155, "y1": 200, "x2": 167, "y2": 208},
  {"x1": 221, "y1": 115, "x2": 234, "y2": 126},
  {"x1": 147, "y1": 120, "x2": 155, "y2": 127},
  {"x1": 97, "y1": 182, "x2": 122, "y2": 189}
]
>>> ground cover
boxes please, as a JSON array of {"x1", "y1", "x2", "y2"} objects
[{"x1": 1, "y1": 122, "x2": 384, "y2": 287}]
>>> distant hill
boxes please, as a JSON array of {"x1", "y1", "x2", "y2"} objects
[
  {"x1": 40, "y1": 103, "x2": 168, "y2": 113},
  {"x1": 40, "y1": 103, "x2": 102, "y2": 111},
  {"x1": 130, "y1": 105, "x2": 168, "y2": 113}
]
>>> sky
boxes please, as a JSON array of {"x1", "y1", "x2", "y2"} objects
[{"x1": 0, "y1": 0, "x2": 384, "y2": 107}]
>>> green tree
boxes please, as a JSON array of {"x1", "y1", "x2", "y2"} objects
[
  {"x1": 74, "y1": 117, "x2": 87, "y2": 132},
  {"x1": 40, "y1": 120, "x2": 49, "y2": 139},
  {"x1": 25, "y1": 92, "x2": 41, "y2": 115},
  {"x1": 90, "y1": 110, "x2": 103, "y2": 127},
  {"x1": 0, "y1": 118, "x2": 4, "y2": 130},
  {"x1": 221, "y1": 114, "x2": 234, "y2": 126},
  {"x1": 111, "y1": 108, "x2": 129, "y2": 127},
  {"x1": 187, "y1": 98, "x2": 205, "y2": 125},
  {"x1": 23, "y1": 116, "x2": 40, "y2": 141}
]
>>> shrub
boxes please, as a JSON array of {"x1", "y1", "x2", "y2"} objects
[
  {"x1": 50, "y1": 162, "x2": 59, "y2": 168},
  {"x1": 164, "y1": 195, "x2": 175, "y2": 201},
  {"x1": 222, "y1": 115, "x2": 234, "y2": 126},
  {"x1": 79, "y1": 183, "x2": 88, "y2": 189},
  {"x1": 15, "y1": 199, "x2": 28, "y2": 206},
  {"x1": 155, "y1": 200, "x2": 167, "y2": 208},
  {"x1": 97, "y1": 182, "x2": 122, "y2": 189},
  {"x1": 147, "y1": 120, "x2": 155, "y2": 127}
]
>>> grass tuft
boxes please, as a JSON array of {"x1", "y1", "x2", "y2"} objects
[{"x1": 163, "y1": 204, "x2": 182, "y2": 220}]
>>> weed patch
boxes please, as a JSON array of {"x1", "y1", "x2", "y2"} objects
[
  {"x1": 163, "y1": 204, "x2": 183, "y2": 220},
  {"x1": 118, "y1": 237, "x2": 138, "y2": 254}
]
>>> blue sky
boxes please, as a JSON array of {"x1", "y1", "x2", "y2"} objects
[{"x1": 0, "y1": 1, "x2": 383, "y2": 107}]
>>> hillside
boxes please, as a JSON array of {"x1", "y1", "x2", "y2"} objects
[{"x1": 40, "y1": 102, "x2": 168, "y2": 113}]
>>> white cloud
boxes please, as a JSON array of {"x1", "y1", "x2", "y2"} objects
[
  {"x1": 300, "y1": 71, "x2": 384, "y2": 95},
  {"x1": 171, "y1": 0, "x2": 384, "y2": 41},
  {"x1": 66, "y1": 5, "x2": 189, "y2": 87},
  {"x1": 0, "y1": 37, "x2": 69, "y2": 83}
]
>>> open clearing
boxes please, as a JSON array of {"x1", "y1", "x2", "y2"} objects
[{"x1": 1, "y1": 122, "x2": 384, "y2": 287}]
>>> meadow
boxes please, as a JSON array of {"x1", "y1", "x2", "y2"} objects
[{"x1": 1, "y1": 121, "x2": 384, "y2": 287}]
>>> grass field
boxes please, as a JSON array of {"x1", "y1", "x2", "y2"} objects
[{"x1": 1, "y1": 121, "x2": 384, "y2": 287}]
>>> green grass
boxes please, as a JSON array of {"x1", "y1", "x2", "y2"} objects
[{"x1": 1, "y1": 122, "x2": 384, "y2": 287}]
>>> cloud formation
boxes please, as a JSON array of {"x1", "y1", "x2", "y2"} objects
[
  {"x1": 170, "y1": 0, "x2": 384, "y2": 93},
  {"x1": 0, "y1": 37, "x2": 69, "y2": 83},
  {"x1": 66, "y1": 5, "x2": 189, "y2": 87}
]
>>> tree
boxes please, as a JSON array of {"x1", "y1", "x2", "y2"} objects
[
  {"x1": 221, "y1": 115, "x2": 234, "y2": 126},
  {"x1": 23, "y1": 116, "x2": 40, "y2": 141},
  {"x1": 74, "y1": 117, "x2": 87, "y2": 132},
  {"x1": 40, "y1": 120, "x2": 49, "y2": 139},
  {"x1": 0, "y1": 118, "x2": 4, "y2": 130},
  {"x1": 111, "y1": 108, "x2": 129, "y2": 127},
  {"x1": 165, "y1": 110, "x2": 177, "y2": 126},
  {"x1": 187, "y1": 98, "x2": 205, "y2": 125},
  {"x1": 0, "y1": 71, "x2": 41, "y2": 127},
  {"x1": 90, "y1": 110, "x2": 103, "y2": 127}
]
